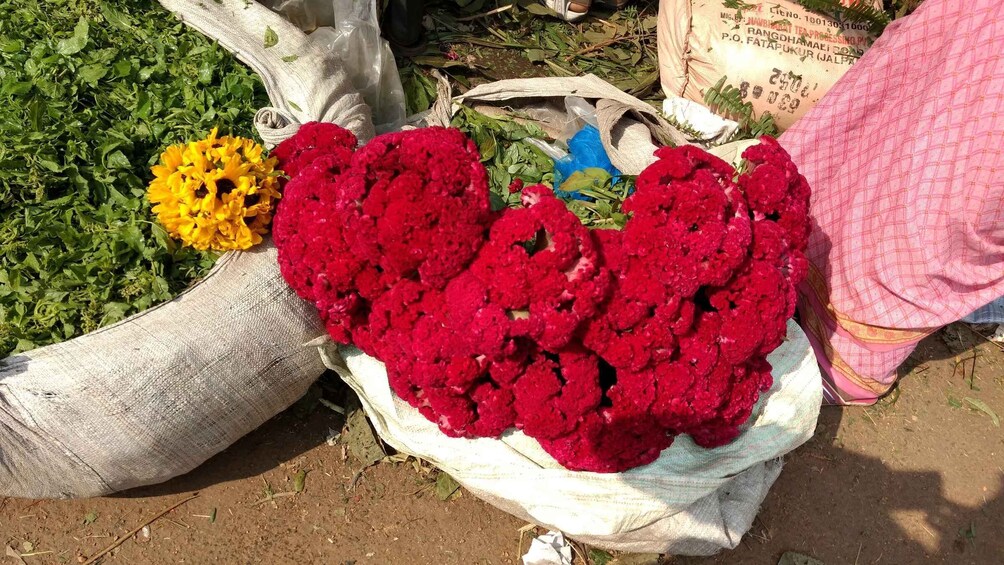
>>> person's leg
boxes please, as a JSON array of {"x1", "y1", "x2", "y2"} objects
[{"x1": 384, "y1": 0, "x2": 426, "y2": 53}]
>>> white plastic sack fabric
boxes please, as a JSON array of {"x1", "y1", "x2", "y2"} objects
[
  {"x1": 323, "y1": 320, "x2": 822, "y2": 556},
  {"x1": 259, "y1": 0, "x2": 407, "y2": 132},
  {"x1": 415, "y1": 73, "x2": 691, "y2": 175},
  {"x1": 0, "y1": 0, "x2": 368, "y2": 499},
  {"x1": 0, "y1": 245, "x2": 326, "y2": 499},
  {"x1": 662, "y1": 96, "x2": 740, "y2": 145},
  {"x1": 161, "y1": 0, "x2": 375, "y2": 146},
  {"x1": 523, "y1": 531, "x2": 574, "y2": 565}
]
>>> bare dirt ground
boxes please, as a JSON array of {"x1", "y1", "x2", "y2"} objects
[{"x1": 2, "y1": 323, "x2": 1002, "y2": 565}]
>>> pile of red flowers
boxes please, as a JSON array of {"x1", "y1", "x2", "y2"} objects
[{"x1": 273, "y1": 123, "x2": 810, "y2": 472}]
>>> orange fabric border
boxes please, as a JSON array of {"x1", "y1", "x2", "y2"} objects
[
  {"x1": 797, "y1": 292, "x2": 894, "y2": 398},
  {"x1": 803, "y1": 264, "x2": 934, "y2": 345}
]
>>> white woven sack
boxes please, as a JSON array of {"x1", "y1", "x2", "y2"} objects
[
  {"x1": 416, "y1": 74, "x2": 691, "y2": 175},
  {"x1": 324, "y1": 320, "x2": 821, "y2": 556},
  {"x1": 0, "y1": 0, "x2": 370, "y2": 499},
  {"x1": 159, "y1": 0, "x2": 376, "y2": 146}
]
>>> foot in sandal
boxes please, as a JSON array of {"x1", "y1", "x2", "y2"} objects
[{"x1": 543, "y1": 0, "x2": 590, "y2": 21}]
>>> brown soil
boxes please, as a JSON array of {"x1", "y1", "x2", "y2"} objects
[{"x1": 3, "y1": 324, "x2": 1002, "y2": 565}]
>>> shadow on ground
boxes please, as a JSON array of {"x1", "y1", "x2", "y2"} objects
[
  {"x1": 682, "y1": 331, "x2": 1004, "y2": 564},
  {"x1": 106, "y1": 332, "x2": 1002, "y2": 565}
]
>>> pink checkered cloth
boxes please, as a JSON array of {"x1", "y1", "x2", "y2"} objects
[{"x1": 780, "y1": 0, "x2": 1004, "y2": 405}]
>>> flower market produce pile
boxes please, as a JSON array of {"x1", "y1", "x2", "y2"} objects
[
  {"x1": 0, "y1": 0, "x2": 267, "y2": 358},
  {"x1": 272, "y1": 122, "x2": 811, "y2": 472}
]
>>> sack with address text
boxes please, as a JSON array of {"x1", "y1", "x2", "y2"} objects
[{"x1": 658, "y1": 0, "x2": 883, "y2": 129}]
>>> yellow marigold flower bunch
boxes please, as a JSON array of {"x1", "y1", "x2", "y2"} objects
[{"x1": 148, "y1": 128, "x2": 281, "y2": 251}]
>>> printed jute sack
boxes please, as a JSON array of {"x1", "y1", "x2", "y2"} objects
[{"x1": 658, "y1": 0, "x2": 882, "y2": 129}]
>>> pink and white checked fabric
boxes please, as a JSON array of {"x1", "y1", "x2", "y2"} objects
[{"x1": 780, "y1": 0, "x2": 1004, "y2": 404}]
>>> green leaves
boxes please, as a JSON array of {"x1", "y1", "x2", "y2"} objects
[
  {"x1": 587, "y1": 549, "x2": 614, "y2": 565},
  {"x1": 400, "y1": 65, "x2": 438, "y2": 115},
  {"x1": 704, "y1": 76, "x2": 779, "y2": 140},
  {"x1": 292, "y1": 469, "x2": 308, "y2": 493},
  {"x1": 264, "y1": 26, "x2": 279, "y2": 48},
  {"x1": 525, "y1": 49, "x2": 545, "y2": 63},
  {"x1": 78, "y1": 63, "x2": 109, "y2": 86},
  {"x1": 777, "y1": 552, "x2": 824, "y2": 565},
  {"x1": 524, "y1": 3, "x2": 560, "y2": 17},
  {"x1": 82, "y1": 511, "x2": 98, "y2": 525},
  {"x1": 453, "y1": 106, "x2": 637, "y2": 229},
  {"x1": 104, "y1": 150, "x2": 131, "y2": 170},
  {"x1": 0, "y1": 0, "x2": 266, "y2": 358},
  {"x1": 57, "y1": 18, "x2": 89, "y2": 55},
  {"x1": 453, "y1": 105, "x2": 555, "y2": 210},
  {"x1": 964, "y1": 397, "x2": 1000, "y2": 427},
  {"x1": 560, "y1": 168, "x2": 613, "y2": 194},
  {"x1": 561, "y1": 174, "x2": 634, "y2": 230},
  {"x1": 1, "y1": 39, "x2": 23, "y2": 53}
]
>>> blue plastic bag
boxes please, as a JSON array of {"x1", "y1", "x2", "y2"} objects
[{"x1": 553, "y1": 125, "x2": 620, "y2": 201}]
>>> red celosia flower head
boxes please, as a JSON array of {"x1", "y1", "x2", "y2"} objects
[
  {"x1": 513, "y1": 346, "x2": 603, "y2": 440},
  {"x1": 738, "y1": 136, "x2": 811, "y2": 259},
  {"x1": 469, "y1": 185, "x2": 611, "y2": 351},
  {"x1": 273, "y1": 122, "x2": 358, "y2": 178},
  {"x1": 339, "y1": 127, "x2": 493, "y2": 290},
  {"x1": 625, "y1": 146, "x2": 752, "y2": 297}
]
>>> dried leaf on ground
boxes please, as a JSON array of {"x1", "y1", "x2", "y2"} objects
[
  {"x1": 963, "y1": 397, "x2": 1000, "y2": 427},
  {"x1": 344, "y1": 409, "x2": 386, "y2": 466},
  {"x1": 588, "y1": 548, "x2": 614, "y2": 565},
  {"x1": 435, "y1": 471, "x2": 462, "y2": 501},
  {"x1": 293, "y1": 469, "x2": 308, "y2": 493},
  {"x1": 608, "y1": 553, "x2": 662, "y2": 565},
  {"x1": 5, "y1": 545, "x2": 26, "y2": 565},
  {"x1": 777, "y1": 551, "x2": 824, "y2": 565}
]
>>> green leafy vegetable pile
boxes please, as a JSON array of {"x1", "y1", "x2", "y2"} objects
[
  {"x1": 0, "y1": 0, "x2": 267, "y2": 357},
  {"x1": 452, "y1": 105, "x2": 554, "y2": 208},
  {"x1": 452, "y1": 105, "x2": 634, "y2": 229}
]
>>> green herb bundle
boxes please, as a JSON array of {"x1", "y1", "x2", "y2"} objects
[
  {"x1": 452, "y1": 105, "x2": 634, "y2": 230},
  {"x1": 0, "y1": 0, "x2": 267, "y2": 357},
  {"x1": 452, "y1": 105, "x2": 554, "y2": 209}
]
